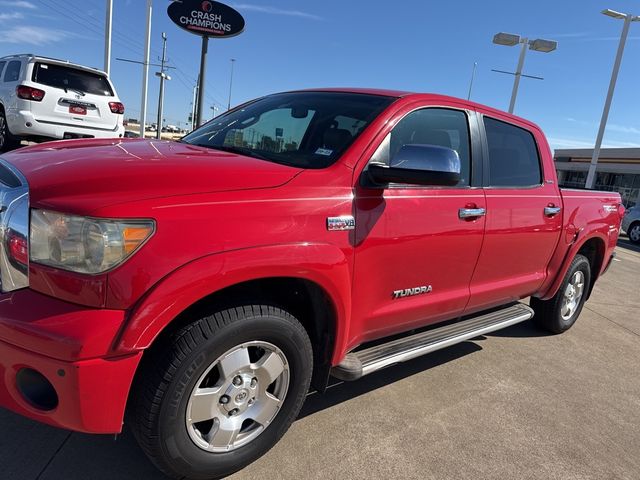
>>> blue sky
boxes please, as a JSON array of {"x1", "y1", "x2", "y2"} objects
[{"x1": 1, "y1": 0, "x2": 640, "y2": 149}]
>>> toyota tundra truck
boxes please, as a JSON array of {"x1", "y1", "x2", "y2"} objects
[{"x1": 0, "y1": 89, "x2": 624, "y2": 479}]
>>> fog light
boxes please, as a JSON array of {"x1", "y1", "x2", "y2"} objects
[{"x1": 16, "y1": 368, "x2": 58, "y2": 411}]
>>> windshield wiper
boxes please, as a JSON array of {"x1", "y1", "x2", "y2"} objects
[{"x1": 193, "y1": 144, "x2": 272, "y2": 162}]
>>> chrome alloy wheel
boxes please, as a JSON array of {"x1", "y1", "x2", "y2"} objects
[
  {"x1": 185, "y1": 341, "x2": 290, "y2": 453},
  {"x1": 561, "y1": 270, "x2": 585, "y2": 321},
  {"x1": 629, "y1": 224, "x2": 640, "y2": 243}
]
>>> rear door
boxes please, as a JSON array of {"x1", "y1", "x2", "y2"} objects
[
  {"x1": 351, "y1": 103, "x2": 486, "y2": 342},
  {"x1": 466, "y1": 113, "x2": 562, "y2": 313},
  {"x1": 29, "y1": 61, "x2": 120, "y2": 131}
]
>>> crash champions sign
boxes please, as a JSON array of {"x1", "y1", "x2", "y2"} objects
[{"x1": 167, "y1": 0, "x2": 245, "y2": 38}]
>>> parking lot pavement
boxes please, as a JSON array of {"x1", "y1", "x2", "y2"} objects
[{"x1": 1, "y1": 244, "x2": 639, "y2": 480}]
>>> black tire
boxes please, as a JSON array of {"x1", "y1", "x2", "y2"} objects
[
  {"x1": 628, "y1": 222, "x2": 640, "y2": 244},
  {"x1": 530, "y1": 254, "x2": 591, "y2": 334},
  {"x1": 0, "y1": 108, "x2": 19, "y2": 153},
  {"x1": 129, "y1": 305, "x2": 313, "y2": 480}
]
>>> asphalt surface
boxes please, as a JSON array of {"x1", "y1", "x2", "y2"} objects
[{"x1": 2, "y1": 239, "x2": 639, "y2": 480}]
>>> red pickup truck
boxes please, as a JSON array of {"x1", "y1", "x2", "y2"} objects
[{"x1": 0, "y1": 89, "x2": 623, "y2": 479}]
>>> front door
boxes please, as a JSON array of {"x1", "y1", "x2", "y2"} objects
[{"x1": 351, "y1": 105, "x2": 486, "y2": 346}]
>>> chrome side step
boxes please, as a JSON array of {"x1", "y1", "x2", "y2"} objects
[{"x1": 331, "y1": 303, "x2": 534, "y2": 381}]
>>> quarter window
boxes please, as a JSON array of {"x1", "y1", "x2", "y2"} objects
[
  {"x1": 484, "y1": 117, "x2": 542, "y2": 187},
  {"x1": 3, "y1": 61, "x2": 21, "y2": 83},
  {"x1": 370, "y1": 108, "x2": 471, "y2": 187},
  {"x1": 0, "y1": 61, "x2": 6, "y2": 79}
]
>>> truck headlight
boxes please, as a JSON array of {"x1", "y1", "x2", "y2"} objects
[{"x1": 30, "y1": 210, "x2": 155, "y2": 274}]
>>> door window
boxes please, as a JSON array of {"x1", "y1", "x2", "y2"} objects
[
  {"x1": 370, "y1": 108, "x2": 471, "y2": 187},
  {"x1": 484, "y1": 117, "x2": 542, "y2": 187},
  {"x1": 0, "y1": 61, "x2": 6, "y2": 79},
  {"x1": 3, "y1": 61, "x2": 21, "y2": 83}
]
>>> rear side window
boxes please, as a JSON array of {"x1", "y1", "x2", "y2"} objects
[
  {"x1": 484, "y1": 117, "x2": 542, "y2": 187},
  {"x1": 3, "y1": 61, "x2": 21, "y2": 83},
  {"x1": 0, "y1": 61, "x2": 6, "y2": 79},
  {"x1": 31, "y1": 63, "x2": 114, "y2": 96}
]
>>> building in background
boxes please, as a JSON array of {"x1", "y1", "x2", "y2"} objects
[{"x1": 554, "y1": 148, "x2": 640, "y2": 208}]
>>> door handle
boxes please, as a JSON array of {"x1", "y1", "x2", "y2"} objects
[
  {"x1": 544, "y1": 206, "x2": 562, "y2": 217},
  {"x1": 459, "y1": 207, "x2": 486, "y2": 219}
]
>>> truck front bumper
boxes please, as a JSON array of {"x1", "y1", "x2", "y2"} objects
[{"x1": 0, "y1": 289, "x2": 141, "y2": 433}]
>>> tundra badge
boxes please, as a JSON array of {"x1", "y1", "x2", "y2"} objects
[{"x1": 393, "y1": 286, "x2": 433, "y2": 299}]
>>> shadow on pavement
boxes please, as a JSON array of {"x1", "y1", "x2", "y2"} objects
[
  {"x1": 488, "y1": 319, "x2": 552, "y2": 338},
  {"x1": 617, "y1": 234, "x2": 640, "y2": 253},
  {"x1": 300, "y1": 341, "x2": 481, "y2": 419}
]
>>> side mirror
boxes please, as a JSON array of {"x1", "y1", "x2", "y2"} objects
[{"x1": 367, "y1": 144, "x2": 461, "y2": 187}]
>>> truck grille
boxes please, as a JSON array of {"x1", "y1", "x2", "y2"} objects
[{"x1": 0, "y1": 158, "x2": 29, "y2": 293}]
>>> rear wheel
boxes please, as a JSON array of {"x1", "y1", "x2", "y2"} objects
[
  {"x1": 0, "y1": 108, "x2": 19, "y2": 152},
  {"x1": 628, "y1": 222, "x2": 640, "y2": 244},
  {"x1": 530, "y1": 254, "x2": 591, "y2": 334},
  {"x1": 129, "y1": 305, "x2": 313, "y2": 480}
]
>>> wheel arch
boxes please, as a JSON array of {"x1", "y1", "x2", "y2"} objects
[
  {"x1": 540, "y1": 233, "x2": 607, "y2": 301},
  {"x1": 117, "y1": 244, "x2": 353, "y2": 392}
]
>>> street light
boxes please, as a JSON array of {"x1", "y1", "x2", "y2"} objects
[
  {"x1": 585, "y1": 9, "x2": 640, "y2": 189},
  {"x1": 492, "y1": 32, "x2": 557, "y2": 113},
  {"x1": 227, "y1": 58, "x2": 236, "y2": 111}
]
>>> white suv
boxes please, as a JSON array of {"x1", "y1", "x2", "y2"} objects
[{"x1": 0, "y1": 54, "x2": 125, "y2": 151}]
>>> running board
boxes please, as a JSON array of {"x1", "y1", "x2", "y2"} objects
[{"x1": 331, "y1": 303, "x2": 534, "y2": 381}]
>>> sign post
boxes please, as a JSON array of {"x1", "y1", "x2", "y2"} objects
[
  {"x1": 167, "y1": 0, "x2": 245, "y2": 127},
  {"x1": 197, "y1": 36, "x2": 208, "y2": 128}
]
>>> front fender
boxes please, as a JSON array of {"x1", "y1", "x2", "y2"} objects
[{"x1": 116, "y1": 243, "x2": 353, "y2": 363}]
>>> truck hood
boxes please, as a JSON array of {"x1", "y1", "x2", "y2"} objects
[{"x1": 1, "y1": 139, "x2": 302, "y2": 213}]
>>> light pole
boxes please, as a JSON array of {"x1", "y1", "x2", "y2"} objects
[
  {"x1": 140, "y1": 0, "x2": 153, "y2": 137},
  {"x1": 585, "y1": 9, "x2": 640, "y2": 189},
  {"x1": 155, "y1": 32, "x2": 171, "y2": 140},
  {"x1": 104, "y1": 0, "x2": 113, "y2": 76},
  {"x1": 467, "y1": 62, "x2": 477, "y2": 100},
  {"x1": 492, "y1": 33, "x2": 557, "y2": 114},
  {"x1": 227, "y1": 58, "x2": 236, "y2": 111}
]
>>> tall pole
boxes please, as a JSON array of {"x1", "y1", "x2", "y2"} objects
[
  {"x1": 196, "y1": 36, "x2": 209, "y2": 128},
  {"x1": 140, "y1": 0, "x2": 152, "y2": 138},
  {"x1": 156, "y1": 32, "x2": 168, "y2": 140},
  {"x1": 508, "y1": 38, "x2": 528, "y2": 114},
  {"x1": 104, "y1": 0, "x2": 113, "y2": 76},
  {"x1": 467, "y1": 62, "x2": 477, "y2": 100},
  {"x1": 191, "y1": 82, "x2": 198, "y2": 131},
  {"x1": 586, "y1": 15, "x2": 632, "y2": 189},
  {"x1": 227, "y1": 58, "x2": 236, "y2": 110}
]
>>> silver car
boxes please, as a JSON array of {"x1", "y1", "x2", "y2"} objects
[{"x1": 622, "y1": 205, "x2": 640, "y2": 244}]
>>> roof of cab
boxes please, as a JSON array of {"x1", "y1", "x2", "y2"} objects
[{"x1": 292, "y1": 87, "x2": 542, "y2": 132}]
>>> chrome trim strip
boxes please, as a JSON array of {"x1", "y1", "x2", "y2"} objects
[{"x1": 34, "y1": 119, "x2": 119, "y2": 132}]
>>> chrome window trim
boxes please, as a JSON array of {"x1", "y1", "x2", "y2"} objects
[{"x1": 0, "y1": 157, "x2": 29, "y2": 293}]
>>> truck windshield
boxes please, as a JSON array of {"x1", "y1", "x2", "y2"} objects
[
  {"x1": 32, "y1": 62, "x2": 114, "y2": 96},
  {"x1": 182, "y1": 92, "x2": 396, "y2": 168}
]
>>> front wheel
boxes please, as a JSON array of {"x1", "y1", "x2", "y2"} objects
[
  {"x1": 530, "y1": 254, "x2": 591, "y2": 334},
  {"x1": 129, "y1": 305, "x2": 313, "y2": 480}
]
